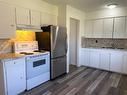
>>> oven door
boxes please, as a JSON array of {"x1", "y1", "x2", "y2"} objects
[{"x1": 26, "y1": 54, "x2": 50, "y2": 79}]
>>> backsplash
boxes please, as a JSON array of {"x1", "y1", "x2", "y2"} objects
[
  {"x1": 82, "y1": 37, "x2": 127, "y2": 49},
  {"x1": 0, "y1": 39, "x2": 13, "y2": 54},
  {"x1": 0, "y1": 31, "x2": 36, "y2": 54}
]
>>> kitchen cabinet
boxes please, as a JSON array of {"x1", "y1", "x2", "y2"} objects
[
  {"x1": 89, "y1": 50, "x2": 100, "y2": 68},
  {"x1": 30, "y1": 10, "x2": 41, "y2": 27},
  {"x1": 110, "y1": 51, "x2": 123, "y2": 73},
  {"x1": 3, "y1": 57, "x2": 26, "y2": 95},
  {"x1": 80, "y1": 48, "x2": 127, "y2": 74},
  {"x1": 84, "y1": 16, "x2": 127, "y2": 38},
  {"x1": 93, "y1": 19, "x2": 103, "y2": 38},
  {"x1": 50, "y1": 15, "x2": 57, "y2": 25},
  {"x1": 123, "y1": 54, "x2": 127, "y2": 74},
  {"x1": 84, "y1": 20, "x2": 93, "y2": 38},
  {"x1": 16, "y1": 7, "x2": 30, "y2": 25},
  {"x1": 41, "y1": 12, "x2": 57, "y2": 25},
  {"x1": 0, "y1": 3, "x2": 16, "y2": 39},
  {"x1": 103, "y1": 18, "x2": 113, "y2": 38},
  {"x1": 80, "y1": 49, "x2": 90, "y2": 66},
  {"x1": 100, "y1": 51, "x2": 110, "y2": 70},
  {"x1": 113, "y1": 17, "x2": 126, "y2": 38}
]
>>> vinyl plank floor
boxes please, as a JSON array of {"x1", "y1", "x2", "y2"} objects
[{"x1": 21, "y1": 66, "x2": 127, "y2": 95}]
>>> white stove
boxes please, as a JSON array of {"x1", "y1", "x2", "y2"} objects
[{"x1": 14, "y1": 41, "x2": 50, "y2": 90}]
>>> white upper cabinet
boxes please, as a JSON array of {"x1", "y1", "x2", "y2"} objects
[
  {"x1": 103, "y1": 18, "x2": 113, "y2": 38},
  {"x1": 113, "y1": 17, "x2": 126, "y2": 38},
  {"x1": 0, "y1": 3, "x2": 16, "y2": 38},
  {"x1": 41, "y1": 12, "x2": 57, "y2": 26},
  {"x1": 84, "y1": 20, "x2": 93, "y2": 38},
  {"x1": 16, "y1": 7, "x2": 30, "y2": 25},
  {"x1": 126, "y1": 17, "x2": 127, "y2": 37},
  {"x1": 50, "y1": 15, "x2": 57, "y2": 25},
  {"x1": 93, "y1": 19, "x2": 103, "y2": 38},
  {"x1": 30, "y1": 10, "x2": 41, "y2": 27},
  {"x1": 84, "y1": 16, "x2": 127, "y2": 39}
]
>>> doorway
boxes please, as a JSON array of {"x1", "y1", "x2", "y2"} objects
[{"x1": 69, "y1": 18, "x2": 79, "y2": 66}]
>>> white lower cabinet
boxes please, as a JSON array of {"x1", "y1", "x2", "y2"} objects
[
  {"x1": 89, "y1": 50, "x2": 100, "y2": 68},
  {"x1": 100, "y1": 51, "x2": 110, "y2": 71},
  {"x1": 123, "y1": 55, "x2": 127, "y2": 74},
  {"x1": 110, "y1": 52, "x2": 123, "y2": 73},
  {"x1": 80, "y1": 49, "x2": 90, "y2": 66},
  {"x1": 2, "y1": 57, "x2": 26, "y2": 95},
  {"x1": 80, "y1": 48, "x2": 127, "y2": 74}
]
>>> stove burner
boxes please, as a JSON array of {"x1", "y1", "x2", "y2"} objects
[
  {"x1": 20, "y1": 52, "x2": 34, "y2": 55},
  {"x1": 33, "y1": 50, "x2": 47, "y2": 53}
]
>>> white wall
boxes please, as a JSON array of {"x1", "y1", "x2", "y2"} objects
[
  {"x1": 0, "y1": 0, "x2": 58, "y2": 16},
  {"x1": 86, "y1": 7, "x2": 127, "y2": 19},
  {"x1": 66, "y1": 5, "x2": 85, "y2": 72}
]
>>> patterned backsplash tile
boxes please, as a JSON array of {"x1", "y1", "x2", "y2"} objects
[
  {"x1": 0, "y1": 39, "x2": 13, "y2": 54},
  {"x1": 0, "y1": 31, "x2": 36, "y2": 54},
  {"x1": 82, "y1": 37, "x2": 127, "y2": 49}
]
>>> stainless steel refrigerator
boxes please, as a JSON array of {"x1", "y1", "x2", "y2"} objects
[{"x1": 35, "y1": 25, "x2": 67, "y2": 79}]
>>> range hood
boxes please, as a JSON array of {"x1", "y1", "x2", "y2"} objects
[{"x1": 16, "y1": 25, "x2": 42, "y2": 32}]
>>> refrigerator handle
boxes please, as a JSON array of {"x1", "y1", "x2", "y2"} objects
[
  {"x1": 65, "y1": 33, "x2": 68, "y2": 54},
  {"x1": 53, "y1": 26, "x2": 59, "y2": 50}
]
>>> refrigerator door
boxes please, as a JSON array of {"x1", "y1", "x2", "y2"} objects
[
  {"x1": 51, "y1": 56, "x2": 67, "y2": 79},
  {"x1": 51, "y1": 26, "x2": 67, "y2": 59}
]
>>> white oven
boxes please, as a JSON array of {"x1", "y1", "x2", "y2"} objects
[
  {"x1": 14, "y1": 41, "x2": 50, "y2": 90},
  {"x1": 26, "y1": 53, "x2": 50, "y2": 90}
]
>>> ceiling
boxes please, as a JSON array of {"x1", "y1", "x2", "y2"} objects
[{"x1": 42, "y1": 0, "x2": 127, "y2": 12}]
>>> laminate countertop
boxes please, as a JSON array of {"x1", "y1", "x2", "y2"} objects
[
  {"x1": 0, "y1": 53, "x2": 25, "y2": 61},
  {"x1": 83, "y1": 47, "x2": 127, "y2": 52}
]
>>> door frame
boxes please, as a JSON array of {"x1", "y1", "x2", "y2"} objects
[{"x1": 69, "y1": 17, "x2": 80, "y2": 67}]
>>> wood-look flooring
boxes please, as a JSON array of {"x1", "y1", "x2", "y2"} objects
[{"x1": 21, "y1": 66, "x2": 127, "y2": 95}]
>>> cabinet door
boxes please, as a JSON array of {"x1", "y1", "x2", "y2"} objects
[
  {"x1": 0, "y1": 3, "x2": 16, "y2": 38},
  {"x1": 84, "y1": 20, "x2": 93, "y2": 38},
  {"x1": 5, "y1": 58, "x2": 26, "y2": 95},
  {"x1": 16, "y1": 7, "x2": 30, "y2": 25},
  {"x1": 80, "y1": 49, "x2": 90, "y2": 66},
  {"x1": 110, "y1": 52, "x2": 123, "y2": 73},
  {"x1": 113, "y1": 17, "x2": 126, "y2": 38},
  {"x1": 125, "y1": 17, "x2": 127, "y2": 38},
  {"x1": 41, "y1": 12, "x2": 57, "y2": 25},
  {"x1": 89, "y1": 51, "x2": 100, "y2": 68},
  {"x1": 30, "y1": 10, "x2": 41, "y2": 27},
  {"x1": 100, "y1": 51, "x2": 110, "y2": 70},
  {"x1": 123, "y1": 54, "x2": 127, "y2": 74},
  {"x1": 50, "y1": 15, "x2": 57, "y2": 25},
  {"x1": 93, "y1": 19, "x2": 103, "y2": 38},
  {"x1": 103, "y1": 18, "x2": 113, "y2": 38}
]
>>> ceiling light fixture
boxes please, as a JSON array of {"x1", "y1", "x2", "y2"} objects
[{"x1": 107, "y1": 4, "x2": 118, "y2": 9}]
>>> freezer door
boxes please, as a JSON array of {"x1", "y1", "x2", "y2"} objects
[
  {"x1": 51, "y1": 26, "x2": 67, "y2": 58},
  {"x1": 51, "y1": 56, "x2": 67, "y2": 79}
]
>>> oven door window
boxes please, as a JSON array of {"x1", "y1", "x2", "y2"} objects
[{"x1": 33, "y1": 59, "x2": 46, "y2": 67}]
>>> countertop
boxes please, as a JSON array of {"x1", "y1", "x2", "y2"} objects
[
  {"x1": 0, "y1": 53, "x2": 25, "y2": 61},
  {"x1": 82, "y1": 47, "x2": 127, "y2": 52}
]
